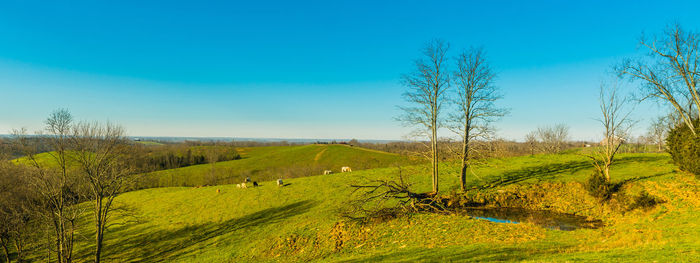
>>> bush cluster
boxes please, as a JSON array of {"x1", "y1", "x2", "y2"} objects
[
  {"x1": 666, "y1": 119, "x2": 700, "y2": 178},
  {"x1": 584, "y1": 172, "x2": 614, "y2": 200},
  {"x1": 629, "y1": 191, "x2": 660, "y2": 210}
]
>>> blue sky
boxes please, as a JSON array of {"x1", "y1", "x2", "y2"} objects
[{"x1": 0, "y1": 0, "x2": 697, "y2": 140}]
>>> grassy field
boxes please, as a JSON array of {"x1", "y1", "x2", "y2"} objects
[
  {"x1": 14, "y1": 144, "x2": 412, "y2": 189},
  {"x1": 137, "y1": 144, "x2": 413, "y2": 188},
  {"x1": 135, "y1": 140, "x2": 165, "y2": 146},
  {"x1": 22, "y1": 151, "x2": 699, "y2": 262}
]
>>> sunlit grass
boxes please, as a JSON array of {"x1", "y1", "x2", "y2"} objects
[{"x1": 23, "y1": 152, "x2": 700, "y2": 262}]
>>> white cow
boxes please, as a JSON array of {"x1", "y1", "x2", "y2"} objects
[
  {"x1": 341, "y1": 166, "x2": 352, "y2": 173},
  {"x1": 323, "y1": 170, "x2": 333, "y2": 175}
]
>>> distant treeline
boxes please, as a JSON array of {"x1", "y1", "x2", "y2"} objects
[
  {"x1": 350, "y1": 139, "x2": 661, "y2": 161},
  {"x1": 129, "y1": 143, "x2": 241, "y2": 173},
  {"x1": 0, "y1": 137, "x2": 52, "y2": 159}
]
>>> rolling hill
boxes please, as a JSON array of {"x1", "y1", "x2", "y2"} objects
[
  {"x1": 21, "y1": 152, "x2": 700, "y2": 262},
  {"x1": 13, "y1": 144, "x2": 414, "y2": 189},
  {"x1": 136, "y1": 144, "x2": 414, "y2": 188}
]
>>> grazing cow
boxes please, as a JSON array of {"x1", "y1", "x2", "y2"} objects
[
  {"x1": 323, "y1": 170, "x2": 333, "y2": 175},
  {"x1": 276, "y1": 179, "x2": 284, "y2": 186},
  {"x1": 253, "y1": 181, "x2": 259, "y2": 187},
  {"x1": 236, "y1": 184, "x2": 241, "y2": 188},
  {"x1": 240, "y1": 183, "x2": 247, "y2": 189},
  {"x1": 341, "y1": 166, "x2": 352, "y2": 173}
]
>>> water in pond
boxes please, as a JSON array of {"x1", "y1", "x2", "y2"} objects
[{"x1": 461, "y1": 207, "x2": 604, "y2": 231}]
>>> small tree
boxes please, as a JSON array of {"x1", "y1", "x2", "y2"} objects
[
  {"x1": 449, "y1": 47, "x2": 507, "y2": 191},
  {"x1": 397, "y1": 39, "x2": 450, "y2": 194},
  {"x1": 586, "y1": 82, "x2": 634, "y2": 182},
  {"x1": 532, "y1": 124, "x2": 570, "y2": 153},
  {"x1": 647, "y1": 115, "x2": 669, "y2": 152},
  {"x1": 525, "y1": 131, "x2": 538, "y2": 155}
]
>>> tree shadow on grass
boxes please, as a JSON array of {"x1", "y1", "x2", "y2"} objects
[
  {"x1": 475, "y1": 160, "x2": 591, "y2": 190},
  {"x1": 102, "y1": 200, "x2": 317, "y2": 262},
  {"x1": 477, "y1": 156, "x2": 666, "y2": 190},
  {"x1": 340, "y1": 245, "x2": 572, "y2": 262},
  {"x1": 609, "y1": 171, "x2": 671, "y2": 193}
]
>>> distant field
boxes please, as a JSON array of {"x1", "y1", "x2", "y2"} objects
[
  {"x1": 135, "y1": 140, "x2": 165, "y2": 146},
  {"x1": 137, "y1": 144, "x2": 414, "y2": 188},
  {"x1": 22, "y1": 152, "x2": 699, "y2": 262}
]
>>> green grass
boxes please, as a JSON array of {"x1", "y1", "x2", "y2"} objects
[
  {"x1": 22, "y1": 152, "x2": 700, "y2": 262},
  {"x1": 137, "y1": 144, "x2": 414, "y2": 188}
]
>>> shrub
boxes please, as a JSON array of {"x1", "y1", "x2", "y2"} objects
[
  {"x1": 666, "y1": 119, "x2": 700, "y2": 178},
  {"x1": 629, "y1": 191, "x2": 660, "y2": 210},
  {"x1": 585, "y1": 172, "x2": 614, "y2": 200}
]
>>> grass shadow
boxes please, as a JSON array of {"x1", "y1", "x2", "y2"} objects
[
  {"x1": 475, "y1": 160, "x2": 590, "y2": 190},
  {"x1": 610, "y1": 171, "x2": 672, "y2": 193},
  {"x1": 477, "y1": 155, "x2": 668, "y2": 190},
  {"x1": 340, "y1": 244, "x2": 572, "y2": 262},
  {"x1": 101, "y1": 200, "x2": 317, "y2": 262}
]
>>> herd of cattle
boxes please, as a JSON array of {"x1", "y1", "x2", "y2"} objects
[{"x1": 230, "y1": 166, "x2": 352, "y2": 190}]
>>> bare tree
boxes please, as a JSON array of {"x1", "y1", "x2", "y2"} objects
[
  {"x1": 398, "y1": 39, "x2": 450, "y2": 194},
  {"x1": 0, "y1": 161, "x2": 37, "y2": 263},
  {"x1": 449, "y1": 47, "x2": 507, "y2": 191},
  {"x1": 586, "y1": 82, "x2": 634, "y2": 182},
  {"x1": 205, "y1": 144, "x2": 219, "y2": 186},
  {"x1": 345, "y1": 167, "x2": 448, "y2": 222},
  {"x1": 533, "y1": 124, "x2": 570, "y2": 153},
  {"x1": 14, "y1": 109, "x2": 83, "y2": 263},
  {"x1": 618, "y1": 23, "x2": 700, "y2": 136},
  {"x1": 525, "y1": 131, "x2": 538, "y2": 155},
  {"x1": 70, "y1": 121, "x2": 133, "y2": 263},
  {"x1": 647, "y1": 115, "x2": 669, "y2": 152}
]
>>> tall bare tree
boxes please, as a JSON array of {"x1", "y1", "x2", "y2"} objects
[
  {"x1": 14, "y1": 109, "x2": 82, "y2": 263},
  {"x1": 586, "y1": 82, "x2": 634, "y2": 182},
  {"x1": 70, "y1": 121, "x2": 133, "y2": 263},
  {"x1": 618, "y1": 23, "x2": 700, "y2": 136},
  {"x1": 449, "y1": 47, "x2": 507, "y2": 191},
  {"x1": 398, "y1": 39, "x2": 450, "y2": 194}
]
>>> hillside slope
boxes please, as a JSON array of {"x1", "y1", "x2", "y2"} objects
[
  {"x1": 137, "y1": 144, "x2": 413, "y2": 188},
  {"x1": 24, "y1": 152, "x2": 700, "y2": 262}
]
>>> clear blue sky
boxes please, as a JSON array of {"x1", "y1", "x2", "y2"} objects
[{"x1": 0, "y1": 0, "x2": 697, "y2": 141}]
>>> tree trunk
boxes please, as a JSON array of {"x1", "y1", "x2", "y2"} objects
[
  {"x1": 95, "y1": 198, "x2": 104, "y2": 263},
  {"x1": 47, "y1": 226, "x2": 51, "y2": 263},
  {"x1": 431, "y1": 123, "x2": 439, "y2": 194},
  {"x1": 460, "y1": 159, "x2": 467, "y2": 192},
  {"x1": 94, "y1": 238, "x2": 102, "y2": 263},
  {"x1": 460, "y1": 134, "x2": 469, "y2": 191},
  {"x1": 13, "y1": 238, "x2": 22, "y2": 262},
  {"x1": 1, "y1": 238, "x2": 10, "y2": 263}
]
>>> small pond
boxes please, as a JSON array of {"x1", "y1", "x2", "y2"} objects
[{"x1": 461, "y1": 207, "x2": 604, "y2": 231}]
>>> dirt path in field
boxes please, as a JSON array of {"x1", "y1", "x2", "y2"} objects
[{"x1": 314, "y1": 147, "x2": 328, "y2": 162}]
